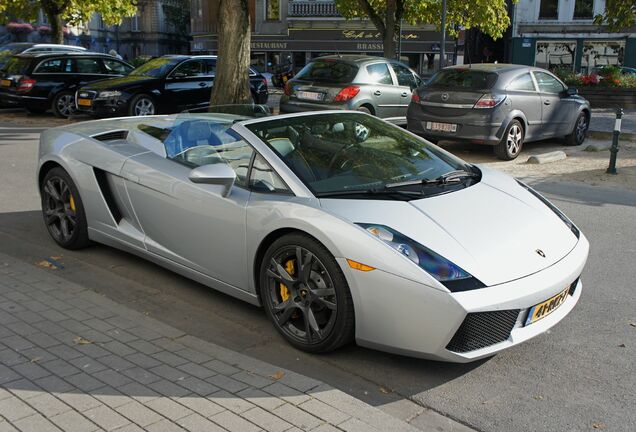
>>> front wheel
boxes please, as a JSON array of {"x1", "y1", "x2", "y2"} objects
[
  {"x1": 260, "y1": 234, "x2": 355, "y2": 353},
  {"x1": 494, "y1": 119, "x2": 524, "y2": 160},
  {"x1": 564, "y1": 112, "x2": 588, "y2": 146},
  {"x1": 129, "y1": 94, "x2": 156, "y2": 116}
]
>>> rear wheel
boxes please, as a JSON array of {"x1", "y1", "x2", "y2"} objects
[
  {"x1": 129, "y1": 94, "x2": 156, "y2": 116},
  {"x1": 565, "y1": 112, "x2": 588, "y2": 146},
  {"x1": 357, "y1": 106, "x2": 372, "y2": 115},
  {"x1": 494, "y1": 119, "x2": 524, "y2": 160},
  {"x1": 259, "y1": 234, "x2": 355, "y2": 353},
  {"x1": 40, "y1": 167, "x2": 90, "y2": 249},
  {"x1": 52, "y1": 92, "x2": 76, "y2": 118}
]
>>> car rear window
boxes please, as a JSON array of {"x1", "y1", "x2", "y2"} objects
[
  {"x1": 2, "y1": 57, "x2": 31, "y2": 74},
  {"x1": 294, "y1": 60, "x2": 358, "y2": 84},
  {"x1": 426, "y1": 69, "x2": 497, "y2": 90},
  {"x1": 35, "y1": 59, "x2": 66, "y2": 73}
]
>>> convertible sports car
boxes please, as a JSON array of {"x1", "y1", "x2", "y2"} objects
[{"x1": 38, "y1": 109, "x2": 589, "y2": 362}]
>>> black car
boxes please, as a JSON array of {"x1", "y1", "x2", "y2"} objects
[
  {"x1": 75, "y1": 55, "x2": 269, "y2": 117},
  {"x1": 0, "y1": 52, "x2": 133, "y2": 117}
]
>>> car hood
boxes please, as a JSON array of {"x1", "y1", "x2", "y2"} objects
[
  {"x1": 80, "y1": 75, "x2": 159, "y2": 91},
  {"x1": 319, "y1": 166, "x2": 578, "y2": 287}
]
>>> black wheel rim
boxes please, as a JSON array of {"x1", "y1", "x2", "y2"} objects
[
  {"x1": 575, "y1": 115, "x2": 587, "y2": 144},
  {"x1": 266, "y1": 246, "x2": 337, "y2": 344},
  {"x1": 42, "y1": 177, "x2": 77, "y2": 243}
]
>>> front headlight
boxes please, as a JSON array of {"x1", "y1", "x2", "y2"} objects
[
  {"x1": 96, "y1": 90, "x2": 122, "y2": 99},
  {"x1": 357, "y1": 223, "x2": 485, "y2": 292},
  {"x1": 517, "y1": 180, "x2": 580, "y2": 239}
]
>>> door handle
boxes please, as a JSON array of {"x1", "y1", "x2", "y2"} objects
[
  {"x1": 198, "y1": 82, "x2": 206, "y2": 87},
  {"x1": 543, "y1": 100, "x2": 551, "y2": 105},
  {"x1": 373, "y1": 90, "x2": 381, "y2": 96},
  {"x1": 401, "y1": 92, "x2": 409, "y2": 97}
]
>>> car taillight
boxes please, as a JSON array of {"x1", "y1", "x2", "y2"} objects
[
  {"x1": 474, "y1": 94, "x2": 505, "y2": 109},
  {"x1": 17, "y1": 77, "x2": 36, "y2": 92},
  {"x1": 334, "y1": 85, "x2": 360, "y2": 102},
  {"x1": 411, "y1": 90, "x2": 421, "y2": 104},
  {"x1": 284, "y1": 82, "x2": 293, "y2": 96},
  {"x1": 262, "y1": 78, "x2": 267, "y2": 88}
]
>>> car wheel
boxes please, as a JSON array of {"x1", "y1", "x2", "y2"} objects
[
  {"x1": 260, "y1": 233, "x2": 355, "y2": 353},
  {"x1": 40, "y1": 167, "x2": 90, "y2": 250},
  {"x1": 494, "y1": 119, "x2": 524, "y2": 160},
  {"x1": 565, "y1": 112, "x2": 588, "y2": 146},
  {"x1": 129, "y1": 94, "x2": 156, "y2": 116},
  {"x1": 357, "y1": 106, "x2": 372, "y2": 115},
  {"x1": 52, "y1": 92, "x2": 76, "y2": 118}
]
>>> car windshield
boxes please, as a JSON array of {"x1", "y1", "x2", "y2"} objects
[
  {"x1": 246, "y1": 113, "x2": 473, "y2": 197},
  {"x1": 427, "y1": 69, "x2": 498, "y2": 90},
  {"x1": 294, "y1": 60, "x2": 358, "y2": 84},
  {"x1": 130, "y1": 57, "x2": 180, "y2": 78}
]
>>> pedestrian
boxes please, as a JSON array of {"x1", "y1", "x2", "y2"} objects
[{"x1": 108, "y1": 49, "x2": 123, "y2": 60}]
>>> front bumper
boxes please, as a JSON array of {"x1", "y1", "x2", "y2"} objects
[
  {"x1": 339, "y1": 233, "x2": 589, "y2": 362},
  {"x1": 75, "y1": 90, "x2": 129, "y2": 117}
]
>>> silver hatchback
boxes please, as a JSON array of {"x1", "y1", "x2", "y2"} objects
[
  {"x1": 407, "y1": 64, "x2": 591, "y2": 160},
  {"x1": 280, "y1": 55, "x2": 422, "y2": 125}
]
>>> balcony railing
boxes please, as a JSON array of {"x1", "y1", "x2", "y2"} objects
[{"x1": 288, "y1": 1, "x2": 341, "y2": 17}]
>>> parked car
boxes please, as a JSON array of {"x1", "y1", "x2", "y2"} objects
[
  {"x1": 591, "y1": 65, "x2": 636, "y2": 76},
  {"x1": 75, "y1": 55, "x2": 269, "y2": 117},
  {"x1": 407, "y1": 64, "x2": 591, "y2": 160},
  {"x1": 37, "y1": 110, "x2": 588, "y2": 361},
  {"x1": 0, "y1": 42, "x2": 86, "y2": 70},
  {"x1": 0, "y1": 52, "x2": 133, "y2": 117},
  {"x1": 279, "y1": 55, "x2": 422, "y2": 125}
]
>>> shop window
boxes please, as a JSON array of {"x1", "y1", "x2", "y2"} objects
[
  {"x1": 266, "y1": 0, "x2": 280, "y2": 21},
  {"x1": 539, "y1": 0, "x2": 559, "y2": 20},
  {"x1": 535, "y1": 41, "x2": 576, "y2": 70},
  {"x1": 581, "y1": 40, "x2": 625, "y2": 74},
  {"x1": 573, "y1": 0, "x2": 593, "y2": 19}
]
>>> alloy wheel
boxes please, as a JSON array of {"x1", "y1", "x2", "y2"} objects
[
  {"x1": 42, "y1": 176, "x2": 77, "y2": 244},
  {"x1": 56, "y1": 94, "x2": 76, "y2": 117},
  {"x1": 134, "y1": 98, "x2": 155, "y2": 116},
  {"x1": 506, "y1": 124, "x2": 522, "y2": 156},
  {"x1": 265, "y1": 246, "x2": 338, "y2": 344},
  {"x1": 575, "y1": 114, "x2": 588, "y2": 144}
]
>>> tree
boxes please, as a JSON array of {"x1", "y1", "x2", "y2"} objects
[
  {"x1": 209, "y1": 0, "x2": 252, "y2": 105},
  {"x1": 0, "y1": 0, "x2": 137, "y2": 45},
  {"x1": 334, "y1": 0, "x2": 512, "y2": 59},
  {"x1": 594, "y1": 0, "x2": 636, "y2": 31}
]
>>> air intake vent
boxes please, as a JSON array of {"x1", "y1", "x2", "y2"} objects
[
  {"x1": 446, "y1": 309, "x2": 520, "y2": 353},
  {"x1": 91, "y1": 130, "x2": 128, "y2": 142}
]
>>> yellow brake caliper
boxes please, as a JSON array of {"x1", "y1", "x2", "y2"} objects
[
  {"x1": 280, "y1": 259, "x2": 295, "y2": 302},
  {"x1": 69, "y1": 195, "x2": 76, "y2": 212}
]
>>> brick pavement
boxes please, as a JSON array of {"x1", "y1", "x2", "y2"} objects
[{"x1": 0, "y1": 252, "x2": 420, "y2": 432}]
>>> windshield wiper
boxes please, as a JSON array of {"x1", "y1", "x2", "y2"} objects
[{"x1": 385, "y1": 169, "x2": 479, "y2": 188}]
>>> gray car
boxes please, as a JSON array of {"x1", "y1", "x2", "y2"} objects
[
  {"x1": 280, "y1": 55, "x2": 422, "y2": 125},
  {"x1": 407, "y1": 64, "x2": 591, "y2": 160}
]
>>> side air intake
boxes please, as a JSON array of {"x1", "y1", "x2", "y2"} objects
[
  {"x1": 91, "y1": 130, "x2": 128, "y2": 142},
  {"x1": 93, "y1": 168, "x2": 122, "y2": 223}
]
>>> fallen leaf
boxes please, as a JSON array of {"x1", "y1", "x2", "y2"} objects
[
  {"x1": 36, "y1": 260, "x2": 55, "y2": 269},
  {"x1": 269, "y1": 371, "x2": 285, "y2": 380},
  {"x1": 618, "y1": 343, "x2": 626, "y2": 348},
  {"x1": 30, "y1": 357, "x2": 43, "y2": 363},
  {"x1": 592, "y1": 422, "x2": 606, "y2": 429},
  {"x1": 533, "y1": 395, "x2": 543, "y2": 401},
  {"x1": 379, "y1": 386, "x2": 392, "y2": 394},
  {"x1": 629, "y1": 321, "x2": 636, "y2": 328},
  {"x1": 73, "y1": 336, "x2": 93, "y2": 345}
]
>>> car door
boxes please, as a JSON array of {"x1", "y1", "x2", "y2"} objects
[
  {"x1": 389, "y1": 62, "x2": 420, "y2": 122},
  {"x1": 532, "y1": 71, "x2": 570, "y2": 137},
  {"x1": 121, "y1": 121, "x2": 254, "y2": 290},
  {"x1": 504, "y1": 72, "x2": 542, "y2": 141},
  {"x1": 164, "y1": 59, "x2": 210, "y2": 112},
  {"x1": 363, "y1": 62, "x2": 399, "y2": 119},
  {"x1": 71, "y1": 57, "x2": 111, "y2": 89}
]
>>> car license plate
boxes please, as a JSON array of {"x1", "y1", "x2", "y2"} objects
[
  {"x1": 296, "y1": 91, "x2": 323, "y2": 101},
  {"x1": 77, "y1": 98, "x2": 92, "y2": 107},
  {"x1": 0, "y1": 79, "x2": 11, "y2": 87},
  {"x1": 426, "y1": 122, "x2": 457, "y2": 133},
  {"x1": 525, "y1": 287, "x2": 569, "y2": 326}
]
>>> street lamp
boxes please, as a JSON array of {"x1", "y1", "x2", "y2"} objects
[{"x1": 440, "y1": 0, "x2": 446, "y2": 70}]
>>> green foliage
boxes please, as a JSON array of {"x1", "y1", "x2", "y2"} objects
[
  {"x1": 334, "y1": 0, "x2": 514, "y2": 39},
  {"x1": 594, "y1": 0, "x2": 636, "y2": 32}
]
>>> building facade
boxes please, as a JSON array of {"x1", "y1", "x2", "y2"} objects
[
  {"x1": 190, "y1": 0, "x2": 456, "y2": 76},
  {"x1": 1, "y1": 0, "x2": 189, "y2": 60},
  {"x1": 509, "y1": 0, "x2": 635, "y2": 72}
]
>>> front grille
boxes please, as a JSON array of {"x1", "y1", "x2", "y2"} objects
[{"x1": 446, "y1": 309, "x2": 520, "y2": 353}]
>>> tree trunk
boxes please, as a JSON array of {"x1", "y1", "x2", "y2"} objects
[
  {"x1": 383, "y1": 0, "x2": 397, "y2": 58},
  {"x1": 210, "y1": 0, "x2": 252, "y2": 106},
  {"x1": 49, "y1": 14, "x2": 64, "y2": 45}
]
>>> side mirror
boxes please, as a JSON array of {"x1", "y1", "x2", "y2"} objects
[
  {"x1": 188, "y1": 163, "x2": 236, "y2": 197},
  {"x1": 566, "y1": 87, "x2": 578, "y2": 96}
]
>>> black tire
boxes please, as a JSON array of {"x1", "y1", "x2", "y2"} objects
[
  {"x1": 564, "y1": 112, "x2": 589, "y2": 146},
  {"x1": 52, "y1": 92, "x2": 76, "y2": 118},
  {"x1": 356, "y1": 106, "x2": 372, "y2": 115},
  {"x1": 128, "y1": 94, "x2": 156, "y2": 116},
  {"x1": 40, "y1": 167, "x2": 90, "y2": 250},
  {"x1": 259, "y1": 233, "x2": 355, "y2": 353},
  {"x1": 494, "y1": 119, "x2": 524, "y2": 160}
]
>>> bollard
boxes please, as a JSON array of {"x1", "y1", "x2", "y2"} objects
[{"x1": 606, "y1": 108, "x2": 623, "y2": 175}]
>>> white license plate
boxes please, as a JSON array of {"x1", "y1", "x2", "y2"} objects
[
  {"x1": 426, "y1": 122, "x2": 457, "y2": 133},
  {"x1": 296, "y1": 91, "x2": 323, "y2": 101}
]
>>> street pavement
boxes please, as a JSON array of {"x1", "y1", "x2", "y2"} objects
[{"x1": 0, "y1": 121, "x2": 635, "y2": 432}]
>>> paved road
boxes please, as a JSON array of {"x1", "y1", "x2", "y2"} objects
[{"x1": 0, "y1": 126, "x2": 634, "y2": 432}]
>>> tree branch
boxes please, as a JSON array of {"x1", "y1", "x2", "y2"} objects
[{"x1": 357, "y1": 0, "x2": 386, "y2": 36}]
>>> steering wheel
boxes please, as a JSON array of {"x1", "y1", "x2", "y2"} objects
[{"x1": 327, "y1": 143, "x2": 359, "y2": 175}]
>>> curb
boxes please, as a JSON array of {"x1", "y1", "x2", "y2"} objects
[{"x1": 588, "y1": 130, "x2": 636, "y2": 142}]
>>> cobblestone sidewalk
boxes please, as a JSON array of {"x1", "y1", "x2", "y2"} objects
[{"x1": 0, "y1": 252, "x2": 419, "y2": 432}]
